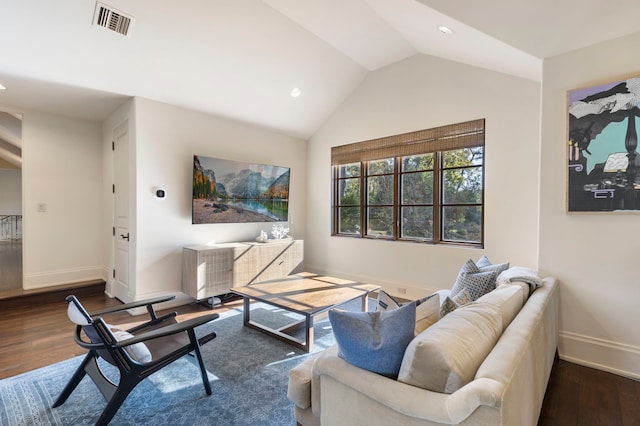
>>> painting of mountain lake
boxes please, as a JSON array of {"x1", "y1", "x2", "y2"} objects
[{"x1": 192, "y1": 155, "x2": 290, "y2": 224}]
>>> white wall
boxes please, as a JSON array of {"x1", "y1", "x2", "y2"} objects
[
  {"x1": 540, "y1": 33, "x2": 640, "y2": 379},
  {"x1": 22, "y1": 111, "x2": 104, "y2": 288},
  {"x1": 0, "y1": 168, "x2": 21, "y2": 214},
  {"x1": 306, "y1": 54, "x2": 542, "y2": 299},
  {"x1": 130, "y1": 98, "x2": 307, "y2": 299}
]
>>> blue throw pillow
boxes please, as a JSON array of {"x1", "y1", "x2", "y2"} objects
[
  {"x1": 476, "y1": 255, "x2": 510, "y2": 276},
  {"x1": 328, "y1": 302, "x2": 416, "y2": 378}
]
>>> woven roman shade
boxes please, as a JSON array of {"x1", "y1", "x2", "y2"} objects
[{"x1": 331, "y1": 119, "x2": 485, "y2": 165}]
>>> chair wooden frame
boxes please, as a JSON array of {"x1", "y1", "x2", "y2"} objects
[{"x1": 52, "y1": 295, "x2": 219, "y2": 425}]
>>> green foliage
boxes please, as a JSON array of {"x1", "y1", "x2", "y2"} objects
[
  {"x1": 401, "y1": 206, "x2": 433, "y2": 239},
  {"x1": 441, "y1": 148, "x2": 483, "y2": 242},
  {"x1": 338, "y1": 163, "x2": 361, "y2": 178},
  {"x1": 338, "y1": 207, "x2": 360, "y2": 234},
  {"x1": 402, "y1": 172, "x2": 433, "y2": 204},
  {"x1": 402, "y1": 153, "x2": 434, "y2": 172},
  {"x1": 368, "y1": 158, "x2": 394, "y2": 175},
  {"x1": 367, "y1": 207, "x2": 393, "y2": 236},
  {"x1": 337, "y1": 164, "x2": 362, "y2": 233},
  {"x1": 442, "y1": 206, "x2": 482, "y2": 243},
  {"x1": 365, "y1": 159, "x2": 394, "y2": 235}
]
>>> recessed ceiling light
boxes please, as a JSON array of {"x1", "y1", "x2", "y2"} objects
[
  {"x1": 290, "y1": 88, "x2": 301, "y2": 98},
  {"x1": 438, "y1": 26, "x2": 454, "y2": 35}
]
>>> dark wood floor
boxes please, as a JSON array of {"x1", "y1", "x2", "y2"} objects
[
  {"x1": 539, "y1": 358, "x2": 640, "y2": 426},
  {"x1": 0, "y1": 287, "x2": 236, "y2": 379},
  {"x1": 1, "y1": 288, "x2": 639, "y2": 425},
  {"x1": 0, "y1": 240, "x2": 22, "y2": 292}
]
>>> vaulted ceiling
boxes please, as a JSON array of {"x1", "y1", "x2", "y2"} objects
[{"x1": 1, "y1": 0, "x2": 639, "y2": 143}]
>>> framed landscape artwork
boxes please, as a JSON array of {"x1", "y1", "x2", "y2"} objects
[
  {"x1": 567, "y1": 75, "x2": 640, "y2": 212},
  {"x1": 192, "y1": 155, "x2": 290, "y2": 224}
]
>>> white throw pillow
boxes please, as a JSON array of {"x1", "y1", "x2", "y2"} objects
[
  {"x1": 375, "y1": 290, "x2": 402, "y2": 312},
  {"x1": 110, "y1": 328, "x2": 153, "y2": 363},
  {"x1": 414, "y1": 293, "x2": 440, "y2": 335}
]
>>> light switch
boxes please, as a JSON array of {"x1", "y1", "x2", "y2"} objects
[{"x1": 37, "y1": 203, "x2": 46, "y2": 213}]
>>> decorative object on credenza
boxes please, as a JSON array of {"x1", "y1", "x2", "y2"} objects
[
  {"x1": 256, "y1": 230, "x2": 269, "y2": 243},
  {"x1": 567, "y1": 75, "x2": 640, "y2": 212},
  {"x1": 192, "y1": 155, "x2": 290, "y2": 224},
  {"x1": 270, "y1": 223, "x2": 290, "y2": 239}
]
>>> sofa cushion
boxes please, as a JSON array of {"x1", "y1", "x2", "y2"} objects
[
  {"x1": 329, "y1": 302, "x2": 416, "y2": 378},
  {"x1": 474, "y1": 283, "x2": 526, "y2": 331},
  {"x1": 398, "y1": 301, "x2": 502, "y2": 393}
]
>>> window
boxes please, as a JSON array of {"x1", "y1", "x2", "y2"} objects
[{"x1": 332, "y1": 119, "x2": 485, "y2": 246}]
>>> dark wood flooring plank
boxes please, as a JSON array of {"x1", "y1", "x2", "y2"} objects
[
  {"x1": 617, "y1": 372, "x2": 640, "y2": 426},
  {"x1": 538, "y1": 359, "x2": 581, "y2": 425},
  {"x1": 578, "y1": 366, "x2": 624, "y2": 426},
  {"x1": 0, "y1": 240, "x2": 22, "y2": 291}
]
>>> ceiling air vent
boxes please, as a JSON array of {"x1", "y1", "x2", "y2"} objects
[{"x1": 93, "y1": 2, "x2": 134, "y2": 37}]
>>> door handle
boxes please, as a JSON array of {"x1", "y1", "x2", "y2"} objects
[{"x1": 120, "y1": 233, "x2": 130, "y2": 241}]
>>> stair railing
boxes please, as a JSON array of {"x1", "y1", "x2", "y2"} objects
[{"x1": 0, "y1": 215, "x2": 22, "y2": 241}]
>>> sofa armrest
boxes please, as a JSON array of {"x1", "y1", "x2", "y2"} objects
[
  {"x1": 288, "y1": 351, "x2": 322, "y2": 409},
  {"x1": 314, "y1": 351, "x2": 504, "y2": 425}
]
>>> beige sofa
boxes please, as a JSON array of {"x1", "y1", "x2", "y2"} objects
[{"x1": 288, "y1": 277, "x2": 559, "y2": 426}]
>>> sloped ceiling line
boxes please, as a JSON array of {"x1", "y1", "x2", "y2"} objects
[{"x1": 1, "y1": 0, "x2": 639, "y2": 138}]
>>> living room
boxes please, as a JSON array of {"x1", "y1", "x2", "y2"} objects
[{"x1": 1, "y1": 1, "x2": 639, "y2": 424}]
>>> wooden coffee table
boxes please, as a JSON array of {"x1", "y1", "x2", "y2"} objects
[{"x1": 231, "y1": 272, "x2": 379, "y2": 352}]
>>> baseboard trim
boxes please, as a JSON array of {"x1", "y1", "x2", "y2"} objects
[
  {"x1": 559, "y1": 330, "x2": 640, "y2": 380},
  {"x1": 303, "y1": 265, "x2": 439, "y2": 300}
]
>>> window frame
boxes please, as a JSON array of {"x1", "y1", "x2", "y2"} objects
[{"x1": 331, "y1": 119, "x2": 485, "y2": 247}]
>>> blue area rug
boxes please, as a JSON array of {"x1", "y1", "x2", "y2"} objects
[{"x1": 0, "y1": 300, "x2": 366, "y2": 425}]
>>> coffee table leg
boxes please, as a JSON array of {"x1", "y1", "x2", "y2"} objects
[
  {"x1": 361, "y1": 293, "x2": 368, "y2": 311},
  {"x1": 240, "y1": 297, "x2": 314, "y2": 352},
  {"x1": 242, "y1": 296, "x2": 251, "y2": 326},
  {"x1": 306, "y1": 315, "x2": 314, "y2": 352}
]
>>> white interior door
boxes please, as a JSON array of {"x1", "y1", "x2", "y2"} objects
[{"x1": 113, "y1": 122, "x2": 131, "y2": 302}]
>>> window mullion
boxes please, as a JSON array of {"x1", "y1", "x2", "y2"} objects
[
  {"x1": 360, "y1": 161, "x2": 366, "y2": 238},
  {"x1": 394, "y1": 157, "x2": 400, "y2": 240},
  {"x1": 433, "y1": 152, "x2": 442, "y2": 243},
  {"x1": 333, "y1": 166, "x2": 339, "y2": 235}
]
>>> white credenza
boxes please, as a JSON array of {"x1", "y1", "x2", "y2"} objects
[{"x1": 182, "y1": 239, "x2": 303, "y2": 301}]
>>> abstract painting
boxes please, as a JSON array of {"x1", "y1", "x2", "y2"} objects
[{"x1": 567, "y1": 76, "x2": 640, "y2": 212}]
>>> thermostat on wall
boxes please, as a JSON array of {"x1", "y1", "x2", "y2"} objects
[{"x1": 153, "y1": 187, "x2": 166, "y2": 199}]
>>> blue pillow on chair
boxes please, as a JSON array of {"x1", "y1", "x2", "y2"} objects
[{"x1": 329, "y1": 301, "x2": 416, "y2": 378}]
